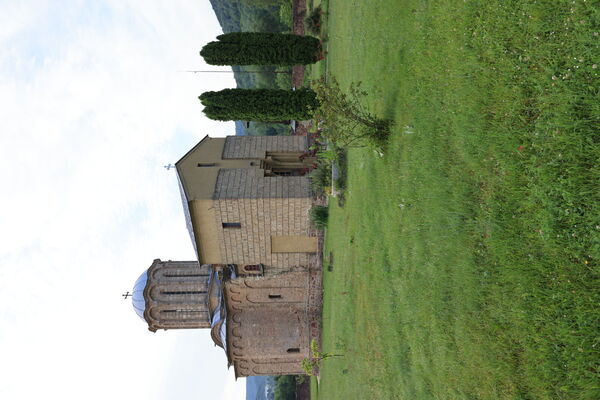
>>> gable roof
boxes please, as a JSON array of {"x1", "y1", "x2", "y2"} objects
[{"x1": 174, "y1": 135, "x2": 210, "y2": 262}]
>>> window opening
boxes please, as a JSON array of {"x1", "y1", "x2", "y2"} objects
[
  {"x1": 162, "y1": 291, "x2": 206, "y2": 295},
  {"x1": 272, "y1": 170, "x2": 294, "y2": 176},
  {"x1": 287, "y1": 348, "x2": 300, "y2": 353},
  {"x1": 222, "y1": 222, "x2": 241, "y2": 229},
  {"x1": 197, "y1": 163, "x2": 216, "y2": 167},
  {"x1": 268, "y1": 294, "x2": 282, "y2": 299},
  {"x1": 164, "y1": 273, "x2": 209, "y2": 277},
  {"x1": 244, "y1": 264, "x2": 262, "y2": 272}
]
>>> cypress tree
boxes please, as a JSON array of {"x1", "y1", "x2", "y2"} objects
[
  {"x1": 199, "y1": 88, "x2": 319, "y2": 122},
  {"x1": 200, "y1": 32, "x2": 321, "y2": 66}
]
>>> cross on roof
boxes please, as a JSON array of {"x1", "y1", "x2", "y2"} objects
[{"x1": 122, "y1": 292, "x2": 132, "y2": 299}]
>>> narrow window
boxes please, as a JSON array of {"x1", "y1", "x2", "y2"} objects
[
  {"x1": 164, "y1": 273, "x2": 209, "y2": 278},
  {"x1": 244, "y1": 264, "x2": 261, "y2": 272},
  {"x1": 268, "y1": 294, "x2": 282, "y2": 299},
  {"x1": 222, "y1": 222, "x2": 241, "y2": 229},
  {"x1": 161, "y1": 309, "x2": 205, "y2": 314},
  {"x1": 272, "y1": 170, "x2": 294, "y2": 176},
  {"x1": 287, "y1": 348, "x2": 300, "y2": 353},
  {"x1": 197, "y1": 163, "x2": 216, "y2": 167},
  {"x1": 162, "y1": 291, "x2": 206, "y2": 295}
]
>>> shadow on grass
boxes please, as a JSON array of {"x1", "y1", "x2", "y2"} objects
[{"x1": 382, "y1": 86, "x2": 400, "y2": 121}]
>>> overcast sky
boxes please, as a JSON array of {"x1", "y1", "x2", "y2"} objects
[{"x1": 0, "y1": 1, "x2": 246, "y2": 399}]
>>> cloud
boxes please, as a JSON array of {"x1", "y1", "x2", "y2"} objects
[
  {"x1": 222, "y1": 370, "x2": 247, "y2": 400},
  {"x1": 0, "y1": 1, "x2": 242, "y2": 399}
]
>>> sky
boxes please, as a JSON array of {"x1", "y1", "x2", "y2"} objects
[{"x1": 0, "y1": 1, "x2": 247, "y2": 399}]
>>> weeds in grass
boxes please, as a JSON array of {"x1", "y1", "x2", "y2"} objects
[
  {"x1": 279, "y1": 3, "x2": 293, "y2": 28},
  {"x1": 316, "y1": 0, "x2": 600, "y2": 399},
  {"x1": 310, "y1": 205, "x2": 328, "y2": 229},
  {"x1": 312, "y1": 77, "x2": 392, "y2": 150},
  {"x1": 333, "y1": 147, "x2": 347, "y2": 192},
  {"x1": 305, "y1": 6, "x2": 322, "y2": 36},
  {"x1": 308, "y1": 161, "x2": 331, "y2": 196}
]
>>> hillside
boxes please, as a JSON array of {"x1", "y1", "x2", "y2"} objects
[
  {"x1": 246, "y1": 376, "x2": 275, "y2": 400},
  {"x1": 208, "y1": 0, "x2": 288, "y2": 33},
  {"x1": 206, "y1": 0, "x2": 294, "y2": 136}
]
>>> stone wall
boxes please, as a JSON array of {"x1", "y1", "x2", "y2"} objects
[
  {"x1": 213, "y1": 167, "x2": 315, "y2": 269},
  {"x1": 225, "y1": 272, "x2": 314, "y2": 376},
  {"x1": 222, "y1": 136, "x2": 308, "y2": 159},
  {"x1": 214, "y1": 169, "x2": 311, "y2": 199},
  {"x1": 212, "y1": 136, "x2": 316, "y2": 270},
  {"x1": 214, "y1": 197, "x2": 315, "y2": 269}
]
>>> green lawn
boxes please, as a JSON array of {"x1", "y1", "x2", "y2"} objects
[{"x1": 314, "y1": 1, "x2": 599, "y2": 399}]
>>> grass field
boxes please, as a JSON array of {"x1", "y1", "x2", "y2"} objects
[{"x1": 313, "y1": 1, "x2": 599, "y2": 399}]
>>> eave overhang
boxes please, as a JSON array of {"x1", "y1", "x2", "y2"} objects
[{"x1": 174, "y1": 135, "x2": 210, "y2": 263}]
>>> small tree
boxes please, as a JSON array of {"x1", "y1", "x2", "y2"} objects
[
  {"x1": 199, "y1": 88, "x2": 319, "y2": 122},
  {"x1": 274, "y1": 375, "x2": 296, "y2": 400},
  {"x1": 309, "y1": 205, "x2": 329, "y2": 229},
  {"x1": 305, "y1": 6, "x2": 323, "y2": 35},
  {"x1": 200, "y1": 32, "x2": 322, "y2": 66},
  {"x1": 301, "y1": 339, "x2": 343, "y2": 376},
  {"x1": 312, "y1": 77, "x2": 392, "y2": 150},
  {"x1": 308, "y1": 161, "x2": 332, "y2": 197}
]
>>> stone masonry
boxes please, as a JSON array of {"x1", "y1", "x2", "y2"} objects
[{"x1": 134, "y1": 134, "x2": 323, "y2": 378}]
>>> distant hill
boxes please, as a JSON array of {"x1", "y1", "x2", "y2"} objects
[
  {"x1": 246, "y1": 376, "x2": 275, "y2": 400},
  {"x1": 206, "y1": 0, "x2": 292, "y2": 89},
  {"x1": 206, "y1": 0, "x2": 294, "y2": 137},
  {"x1": 208, "y1": 0, "x2": 287, "y2": 34},
  {"x1": 207, "y1": 0, "x2": 240, "y2": 33}
]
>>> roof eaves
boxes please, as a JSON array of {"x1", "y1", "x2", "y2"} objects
[
  {"x1": 175, "y1": 134, "x2": 210, "y2": 167},
  {"x1": 174, "y1": 135, "x2": 211, "y2": 264},
  {"x1": 223, "y1": 287, "x2": 234, "y2": 367},
  {"x1": 176, "y1": 173, "x2": 201, "y2": 262}
]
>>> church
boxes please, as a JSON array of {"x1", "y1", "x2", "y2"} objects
[{"x1": 131, "y1": 135, "x2": 322, "y2": 377}]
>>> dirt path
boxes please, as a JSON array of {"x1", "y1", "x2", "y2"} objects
[
  {"x1": 292, "y1": 0, "x2": 307, "y2": 88},
  {"x1": 292, "y1": 0, "x2": 306, "y2": 35},
  {"x1": 296, "y1": 379, "x2": 311, "y2": 400}
]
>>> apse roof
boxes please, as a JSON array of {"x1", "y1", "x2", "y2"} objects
[
  {"x1": 209, "y1": 269, "x2": 228, "y2": 349},
  {"x1": 132, "y1": 270, "x2": 148, "y2": 321}
]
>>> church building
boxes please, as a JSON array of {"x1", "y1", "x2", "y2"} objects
[{"x1": 131, "y1": 135, "x2": 322, "y2": 377}]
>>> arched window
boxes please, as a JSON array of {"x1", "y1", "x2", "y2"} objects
[
  {"x1": 161, "y1": 309, "x2": 206, "y2": 313},
  {"x1": 163, "y1": 273, "x2": 209, "y2": 278},
  {"x1": 161, "y1": 291, "x2": 206, "y2": 295}
]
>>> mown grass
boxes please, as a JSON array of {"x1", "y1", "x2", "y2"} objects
[{"x1": 316, "y1": 1, "x2": 599, "y2": 399}]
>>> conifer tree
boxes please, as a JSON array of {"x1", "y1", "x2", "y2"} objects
[
  {"x1": 199, "y1": 88, "x2": 319, "y2": 122},
  {"x1": 200, "y1": 32, "x2": 321, "y2": 66}
]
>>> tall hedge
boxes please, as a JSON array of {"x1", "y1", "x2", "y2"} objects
[
  {"x1": 200, "y1": 32, "x2": 321, "y2": 66},
  {"x1": 199, "y1": 88, "x2": 319, "y2": 122}
]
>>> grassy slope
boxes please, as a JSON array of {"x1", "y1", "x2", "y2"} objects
[{"x1": 317, "y1": 0, "x2": 599, "y2": 399}]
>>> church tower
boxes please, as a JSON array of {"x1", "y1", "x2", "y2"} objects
[
  {"x1": 132, "y1": 259, "x2": 212, "y2": 332},
  {"x1": 129, "y1": 135, "x2": 323, "y2": 377}
]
